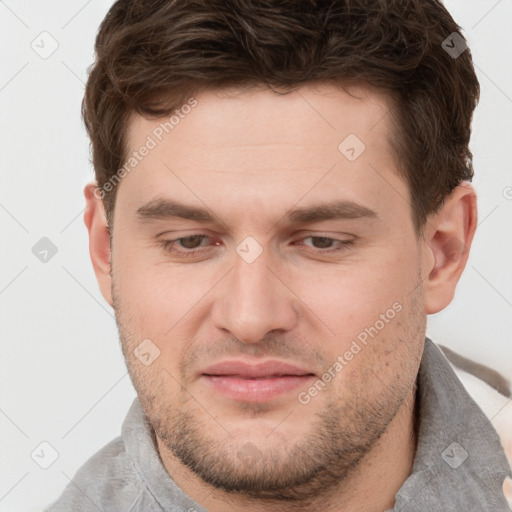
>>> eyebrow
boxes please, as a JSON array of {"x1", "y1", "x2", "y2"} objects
[{"x1": 135, "y1": 198, "x2": 378, "y2": 226}]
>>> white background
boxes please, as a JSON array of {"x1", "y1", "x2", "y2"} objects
[{"x1": 0, "y1": 1, "x2": 511, "y2": 510}]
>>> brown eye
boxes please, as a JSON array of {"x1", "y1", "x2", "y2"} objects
[
  {"x1": 159, "y1": 234, "x2": 219, "y2": 258},
  {"x1": 177, "y1": 235, "x2": 207, "y2": 249},
  {"x1": 297, "y1": 236, "x2": 355, "y2": 254},
  {"x1": 309, "y1": 237, "x2": 336, "y2": 249}
]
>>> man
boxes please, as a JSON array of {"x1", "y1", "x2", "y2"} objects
[{"x1": 47, "y1": 0, "x2": 512, "y2": 510}]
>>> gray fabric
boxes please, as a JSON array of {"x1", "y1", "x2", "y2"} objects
[
  {"x1": 45, "y1": 338, "x2": 512, "y2": 511},
  {"x1": 389, "y1": 340, "x2": 511, "y2": 511}
]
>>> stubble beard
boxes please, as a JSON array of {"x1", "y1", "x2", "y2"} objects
[{"x1": 112, "y1": 278, "x2": 424, "y2": 504}]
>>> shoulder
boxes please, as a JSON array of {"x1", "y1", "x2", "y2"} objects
[
  {"x1": 438, "y1": 343, "x2": 512, "y2": 505},
  {"x1": 438, "y1": 343, "x2": 512, "y2": 461},
  {"x1": 45, "y1": 436, "x2": 144, "y2": 512}
]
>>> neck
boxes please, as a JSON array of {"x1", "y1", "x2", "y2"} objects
[{"x1": 157, "y1": 383, "x2": 418, "y2": 512}]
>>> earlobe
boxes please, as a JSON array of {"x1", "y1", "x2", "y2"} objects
[
  {"x1": 84, "y1": 183, "x2": 113, "y2": 307},
  {"x1": 423, "y1": 182, "x2": 478, "y2": 314}
]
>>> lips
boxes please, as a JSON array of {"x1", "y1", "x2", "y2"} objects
[
  {"x1": 202, "y1": 360, "x2": 313, "y2": 378},
  {"x1": 200, "y1": 360, "x2": 316, "y2": 402}
]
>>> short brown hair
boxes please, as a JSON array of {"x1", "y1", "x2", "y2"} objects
[{"x1": 83, "y1": 0, "x2": 479, "y2": 235}]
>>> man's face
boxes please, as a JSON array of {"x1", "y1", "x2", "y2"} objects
[{"x1": 110, "y1": 82, "x2": 427, "y2": 498}]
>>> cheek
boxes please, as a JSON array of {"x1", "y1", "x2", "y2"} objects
[
  {"x1": 113, "y1": 242, "x2": 197, "y2": 332},
  {"x1": 112, "y1": 250, "x2": 216, "y2": 378},
  {"x1": 301, "y1": 248, "x2": 418, "y2": 338}
]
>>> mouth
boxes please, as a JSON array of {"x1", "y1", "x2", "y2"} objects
[{"x1": 200, "y1": 360, "x2": 316, "y2": 402}]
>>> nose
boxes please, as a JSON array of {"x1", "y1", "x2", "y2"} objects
[{"x1": 211, "y1": 245, "x2": 299, "y2": 344}]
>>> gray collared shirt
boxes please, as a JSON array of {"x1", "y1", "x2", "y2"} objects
[{"x1": 46, "y1": 338, "x2": 512, "y2": 511}]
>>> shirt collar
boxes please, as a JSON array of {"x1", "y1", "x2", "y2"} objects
[{"x1": 390, "y1": 337, "x2": 511, "y2": 511}]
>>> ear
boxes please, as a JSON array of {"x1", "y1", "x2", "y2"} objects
[
  {"x1": 422, "y1": 182, "x2": 478, "y2": 314},
  {"x1": 84, "y1": 183, "x2": 113, "y2": 307}
]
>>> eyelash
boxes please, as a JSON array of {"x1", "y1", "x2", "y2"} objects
[{"x1": 158, "y1": 234, "x2": 354, "y2": 258}]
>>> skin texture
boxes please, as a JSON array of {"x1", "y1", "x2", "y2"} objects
[{"x1": 84, "y1": 81, "x2": 477, "y2": 512}]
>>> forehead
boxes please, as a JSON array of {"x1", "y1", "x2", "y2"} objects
[
  {"x1": 127, "y1": 80, "x2": 394, "y2": 155},
  {"x1": 118, "y1": 81, "x2": 409, "y2": 229}
]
